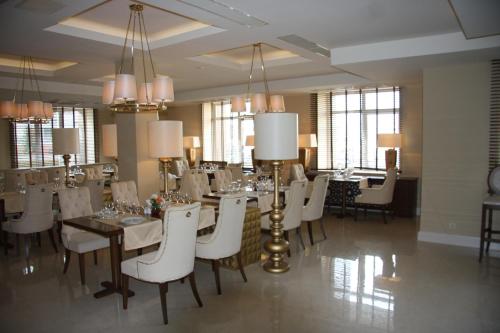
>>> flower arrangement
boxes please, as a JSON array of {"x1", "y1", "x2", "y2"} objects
[{"x1": 148, "y1": 193, "x2": 165, "y2": 210}]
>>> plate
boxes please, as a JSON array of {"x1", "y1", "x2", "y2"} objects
[{"x1": 121, "y1": 216, "x2": 145, "y2": 225}]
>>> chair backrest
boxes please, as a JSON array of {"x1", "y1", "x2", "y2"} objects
[
  {"x1": 199, "y1": 193, "x2": 247, "y2": 258},
  {"x1": 488, "y1": 166, "x2": 500, "y2": 194},
  {"x1": 46, "y1": 167, "x2": 65, "y2": 183},
  {"x1": 303, "y1": 174, "x2": 330, "y2": 220},
  {"x1": 290, "y1": 164, "x2": 307, "y2": 182},
  {"x1": 16, "y1": 184, "x2": 54, "y2": 233},
  {"x1": 213, "y1": 169, "x2": 233, "y2": 191},
  {"x1": 25, "y1": 171, "x2": 49, "y2": 185},
  {"x1": 135, "y1": 203, "x2": 201, "y2": 283},
  {"x1": 57, "y1": 187, "x2": 94, "y2": 220},
  {"x1": 82, "y1": 179, "x2": 105, "y2": 212},
  {"x1": 84, "y1": 165, "x2": 104, "y2": 181},
  {"x1": 172, "y1": 159, "x2": 189, "y2": 177},
  {"x1": 227, "y1": 165, "x2": 244, "y2": 182},
  {"x1": 282, "y1": 179, "x2": 307, "y2": 230},
  {"x1": 111, "y1": 180, "x2": 140, "y2": 205},
  {"x1": 179, "y1": 171, "x2": 211, "y2": 201},
  {"x1": 380, "y1": 168, "x2": 397, "y2": 203},
  {"x1": 5, "y1": 171, "x2": 27, "y2": 192}
]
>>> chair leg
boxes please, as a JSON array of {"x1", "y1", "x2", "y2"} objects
[
  {"x1": 284, "y1": 230, "x2": 291, "y2": 257},
  {"x1": 188, "y1": 271, "x2": 203, "y2": 307},
  {"x1": 364, "y1": 208, "x2": 368, "y2": 218},
  {"x1": 180, "y1": 278, "x2": 185, "y2": 284},
  {"x1": 382, "y1": 209, "x2": 387, "y2": 224},
  {"x1": 63, "y1": 249, "x2": 71, "y2": 274},
  {"x1": 296, "y1": 227, "x2": 305, "y2": 249},
  {"x1": 36, "y1": 232, "x2": 41, "y2": 247},
  {"x1": 47, "y1": 229, "x2": 58, "y2": 253},
  {"x1": 159, "y1": 282, "x2": 169, "y2": 325},
  {"x1": 57, "y1": 220, "x2": 62, "y2": 244},
  {"x1": 93, "y1": 250, "x2": 98, "y2": 265},
  {"x1": 479, "y1": 205, "x2": 486, "y2": 262},
  {"x1": 307, "y1": 221, "x2": 314, "y2": 245},
  {"x1": 354, "y1": 204, "x2": 358, "y2": 221},
  {"x1": 137, "y1": 248, "x2": 143, "y2": 256},
  {"x1": 78, "y1": 253, "x2": 86, "y2": 285},
  {"x1": 319, "y1": 217, "x2": 327, "y2": 240},
  {"x1": 212, "y1": 260, "x2": 221, "y2": 295},
  {"x1": 486, "y1": 208, "x2": 493, "y2": 253},
  {"x1": 24, "y1": 234, "x2": 31, "y2": 259},
  {"x1": 3, "y1": 232, "x2": 8, "y2": 255},
  {"x1": 122, "y1": 274, "x2": 129, "y2": 309},
  {"x1": 236, "y1": 252, "x2": 247, "y2": 282},
  {"x1": 15, "y1": 234, "x2": 20, "y2": 256}
]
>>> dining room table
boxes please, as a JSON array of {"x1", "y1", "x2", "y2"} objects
[
  {"x1": 63, "y1": 205, "x2": 216, "y2": 299},
  {"x1": 325, "y1": 175, "x2": 367, "y2": 218}
]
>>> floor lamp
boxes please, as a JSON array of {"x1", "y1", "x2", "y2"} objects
[
  {"x1": 245, "y1": 135, "x2": 255, "y2": 171},
  {"x1": 148, "y1": 120, "x2": 183, "y2": 193},
  {"x1": 377, "y1": 133, "x2": 402, "y2": 170},
  {"x1": 298, "y1": 134, "x2": 317, "y2": 172},
  {"x1": 255, "y1": 112, "x2": 298, "y2": 273},
  {"x1": 102, "y1": 124, "x2": 118, "y2": 161},
  {"x1": 183, "y1": 136, "x2": 200, "y2": 167},
  {"x1": 52, "y1": 128, "x2": 80, "y2": 187}
]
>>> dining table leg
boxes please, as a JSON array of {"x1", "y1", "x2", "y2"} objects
[
  {"x1": 337, "y1": 182, "x2": 347, "y2": 218},
  {"x1": 94, "y1": 234, "x2": 135, "y2": 299}
]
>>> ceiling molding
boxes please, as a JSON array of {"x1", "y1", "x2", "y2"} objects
[{"x1": 0, "y1": 76, "x2": 102, "y2": 96}]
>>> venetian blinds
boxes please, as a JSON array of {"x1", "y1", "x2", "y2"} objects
[
  {"x1": 10, "y1": 106, "x2": 98, "y2": 168},
  {"x1": 316, "y1": 87, "x2": 401, "y2": 170},
  {"x1": 489, "y1": 59, "x2": 500, "y2": 170}
]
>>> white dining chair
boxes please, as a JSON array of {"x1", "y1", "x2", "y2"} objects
[
  {"x1": 179, "y1": 171, "x2": 213, "y2": 202},
  {"x1": 25, "y1": 170, "x2": 49, "y2": 185},
  {"x1": 82, "y1": 179, "x2": 105, "y2": 212},
  {"x1": 111, "y1": 180, "x2": 140, "y2": 205},
  {"x1": 84, "y1": 165, "x2": 104, "y2": 181},
  {"x1": 261, "y1": 179, "x2": 307, "y2": 256},
  {"x1": 121, "y1": 202, "x2": 203, "y2": 325},
  {"x1": 58, "y1": 187, "x2": 109, "y2": 285},
  {"x1": 212, "y1": 169, "x2": 232, "y2": 192},
  {"x1": 196, "y1": 193, "x2": 247, "y2": 294},
  {"x1": 46, "y1": 167, "x2": 66, "y2": 184},
  {"x1": 290, "y1": 164, "x2": 313, "y2": 198},
  {"x1": 2, "y1": 184, "x2": 57, "y2": 257},
  {"x1": 302, "y1": 174, "x2": 330, "y2": 245}
]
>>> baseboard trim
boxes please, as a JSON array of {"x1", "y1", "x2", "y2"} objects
[{"x1": 418, "y1": 231, "x2": 500, "y2": 253}]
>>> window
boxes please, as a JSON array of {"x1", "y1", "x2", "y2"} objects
[
  {"x1": 202, "y1": 101, "x2": 254, "y2": 167},
  {"x1": 10, "y1": 106, "x2": 98, "y2": 168},
  {"x1": 316, "y1": 87, "x2": 400, "y2": 170}
]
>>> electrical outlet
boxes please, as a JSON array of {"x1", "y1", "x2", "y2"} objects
[{"x1": 448, "y1": 223, "x2": 456, "y2": 230}]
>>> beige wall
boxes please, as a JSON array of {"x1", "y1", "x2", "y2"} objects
[
  {"x1": 160, "y1": 104, "x2": 202, "y2": 136},
  {"x1": 420, "y1": 62, "x2": 490, "y2": 237}
]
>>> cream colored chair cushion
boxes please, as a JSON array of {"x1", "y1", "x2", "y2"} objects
[
  {"x1": 355, "y1": 169, "x2": 397, "y2": 205},
  {"x1": 111, "y1": 180, "x2": 140, "y2": 205},
  {"x1": 25, "y1": 171, "x2": 49, "y2": 185},
  {"x1": 84, "y1": 165, "x2": 104, "y2": 181},
  {"x1": 212, "y1": 169, "x2": 232, "y2": 191}
]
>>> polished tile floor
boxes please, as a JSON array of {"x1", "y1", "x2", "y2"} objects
[{"x1": 1, "y1": 213, "x2": 499, "y2": 333}]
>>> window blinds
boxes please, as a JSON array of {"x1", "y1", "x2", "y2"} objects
[{"x1": 489, "y1": 59, "x2": 500, "y2": 171}]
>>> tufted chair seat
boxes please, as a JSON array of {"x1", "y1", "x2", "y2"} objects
[
  {"x1": 25, "y1": 171, "x2": 49, "y2": 185},
  {"x1": 111, "y1": 181, "x2": 140, "y2": 205},
  {"x1": 58, "y1": 187, "x2": 109, "y2": 285},
  {"x1": 302, "y1": 174, "x2": 330, "y2": 245}
]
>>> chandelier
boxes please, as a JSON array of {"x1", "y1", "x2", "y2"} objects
[
  {"x1": 102, "y1": 4, "x2": 174, "y2": 112},
  {"x1": 231, "y1": 43, "x2": 285, "y2": 114},
  {"x1": 0, "y1": 56, "x2": 53, "y2": 123}
]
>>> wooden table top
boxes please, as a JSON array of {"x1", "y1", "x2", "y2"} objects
[{"x1": 64, "y1": 216, "x2": 123, "y2": 237}]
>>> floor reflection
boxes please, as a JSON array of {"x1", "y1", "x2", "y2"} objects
[{"x1": 324, "y1": 253, "x2": 399, "y2": 331}]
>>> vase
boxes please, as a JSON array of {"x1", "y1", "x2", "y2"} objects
[{"x1": 151, "y1": 207, "x2": 161, "y2": 218}]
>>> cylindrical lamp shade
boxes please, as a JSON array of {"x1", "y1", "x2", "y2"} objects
[
  {"x1": 299, "y1": 134, "x2": 318, "y2": 148},
  {"x1": 114, "y1": 74, "x2": 137, "y2": 101},
  {"x1": 148, "y1": 120, "x2": 183, "y2": 158},
  {"x1": 102, "y1": 80, "x2": 115, "y2": 104},
  {"x1": 245, "y1": 135, "x2": 254, "y2": 147},
  {"x1": 138, "y1": 82, "x2": 156, "y2": 104},
  {"x1": 102, "y1": 124, "x2": 117, "y2": 157},
  {"x1": 16, "y1": 104, "x2": 29, "y2": 120},
  {"x1": 254, "y1": 113, "x2": 298, "y2": 160},
  {"x1": 183, "y1": 136, "x2": 201, "y2": 148},
  {"x1": 231, "y1": 96, "x2": 246, "y2": 113},
  {"x1": 52, "y1": 128, "x2": 80, "y2": 155},
  {"x1": 269, "y1": 95, "x2": 285, "y2": 112},
  {"x1": 152, "y1": 76, "x2": 174, "y2": 102},
  {"x1": 251, "y1": 93, "x2": 267, "y2": 113},
  {"x1": 43, "y1": 103, "x2": 53, "y2": 119},
  {"x1": 28, "y1": 101, "x2": 44, "y2": 118},
  {"x1": 377, "y1": 133, "x2": 402, "y2": 148},
  {"x1": 0, "y1": 101, "x2": 16, "y2": 118}
]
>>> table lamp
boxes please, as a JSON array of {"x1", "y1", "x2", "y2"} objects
[
  {"x1": 245, "y1": 135, "x2": 255, "y2": 171},
  {"x1": 183, "y1": 136, "x2": 201, "y2": 167},
  {"x1": 298, "y1": 134, "x2": 317, "y2": 172},
  {"x1": 52, "y1": 128, "x2": 80, "y2": 186},
  {"x1": 102, "y1": 124, "x2": 118, "y2": 160},
  {"x1": 377, "y1": 133, "x2": 402, "y2": 170},
  {"x1": 148, "y1": 120, "x2": 183, "y2": 193},
  {"x1": 254, "y1": 112, "x2": 298, "y2": 273}
]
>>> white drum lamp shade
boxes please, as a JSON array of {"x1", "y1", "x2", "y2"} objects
[
  {"x1": 148, "y1": 120, "x2": 183, "y2": 158},
  {"x1": 231, "y1": 96, "x2": 246, "y2": 113},
  {"x1": 28, "y1": 101, "x2": 44, "y2": 118},
  {"x1": 138, "y1": 82, "x2": 155, "y2": 104},
  {"x1": 153, "y1": 76, "x2": 174, "y2": 102},
  {"x1": 183, "y1": 136, "x2": 201, "y2": 148},
  {"x1": 299, "y1": 134, "x2": 318, "y2": 148},
  {"x1": 245, "y1": 135, "x2": 255, "y2": 147},
  {"x1": 269, "y1": 95, "x2": 285, "y2": 112},
  {"x1": 102, "y1": 80, "x2": 115, "y2": 104},
  {"x1": 251, "y1": 93, "x2": 267, "y2": 113},
  {"x1": 254, "y1": 113, "x2": 298, "y2": 160},
  {"x1": 52, "y1": 128, "x2": 80, "y2": 155},
  {"x1": 114, "y1": 74, "x2": 137, "y2": 101},
  {"x1": 377, "y1": 133, "x2": 402, "y2": 148},
  {"x1": 0, "y1": 101, "x2": 16, "y2": 118},
  {"x1": 102, "y1": 124, "x2": 118, "y2": 157}
]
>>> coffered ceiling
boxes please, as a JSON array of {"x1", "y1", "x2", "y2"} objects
[{"x1": 0, "y1": 0, "x2": 499, "y2": 103}]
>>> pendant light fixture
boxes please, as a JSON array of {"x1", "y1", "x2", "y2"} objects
[
  {"x1": 231, "y1": 43, "x2": 285, "y2": 114},
  {"x1": 0, "y1": 56, "x2": 53, "y2": 123},
  {"x1": 102, "y1": 4, "x2": 174, "y2": 112}
]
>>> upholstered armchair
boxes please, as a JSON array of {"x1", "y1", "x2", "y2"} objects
[
  {"x1": 2, "y1": 184, "x2": 57, "y2": 256},
  {"x1": 111, "y1": 180, "x2": 140, "y2": 205},
  {"x1": 302, "y1": 174, "x2": 330, "y2": 245},
  {"x1": 212, "y1": 169, "x2": 232, "y2": 192},
  {"x1": 46, "y1": 167, "x2": 65, "y2": 183},
  {"x1": 179, "y1": 171, "x2": 213, "y2": 202},
  {"x1": 82, "y1": 179, "x2": 105, "y2": 212},
  {"x1": 121, "y1": 203, "x2": 203, "y2": 325},
  {"x1": 354, "y1": 168, "x2": 397, "y2": 223},
  {"x1": 196, "y1": 193, "x2": 247, "y2": 294},
  {"x1": 290, "y1": 164, "x2": 313, "y2": 198},
  {"x1": 172, "y1": 159, "x2": 189, "y2": 177},
  {"x1": 25, "y1": 171, "x2": 49, "y2": 185},
  {"x1": 84, "y1": 165, "x2": 104, "y2": 181}
]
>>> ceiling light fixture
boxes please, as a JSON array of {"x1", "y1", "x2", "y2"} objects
[
  {"x1": 102, "y1": 4, "x2": 174, "y2": 113},
  {"x1": 231, "y1": 43, "x2": 285, "y2": 114},
  {"x1": 0, "y1": 56, "x2": 53, "y2": 123}
]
